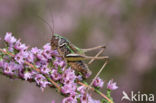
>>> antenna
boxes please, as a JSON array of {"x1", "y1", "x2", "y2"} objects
[
  {"x1": 35, "y1": 15, "x2": 54, "y2": 36},
  {"x1": 51, "y1": 14, "x2": 55, "y2": 36}
]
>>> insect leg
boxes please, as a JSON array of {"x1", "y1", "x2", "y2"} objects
[
  {"x1": 88, "y1": 48, "x2": 105, "y2": 65},
  {"x1": 80, "y1": 55, "x2": 109, "y2": 60},
  {"x1": 86, "y1": 58, "x2": 109, "y2": 94},
  {"x1": 82, "y1": 45, "x2": 106, "y2": 53},
  {"x1": 65, "y1": 53, "x2": 109, "y2": 61}
]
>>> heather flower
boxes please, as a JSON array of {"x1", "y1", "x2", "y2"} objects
[
  {"x1": 80, "y1": 93, "x2": 88, "y2": 103},
  {"x1": 61, "y1": 83, "x2": 77, "y2": 94},
  {"x1": 23, "y1": 71, "x2": 32, "y2": 80},
  {"x1": 53, "y1": 57, "x2": 66, "y2": 68},
  {"x1": 26, "y1": 51, "x2": 35, "y2": 63},
  {"x1": 62, "y1": 96, "x2": 77, "y2": 103},
  {"x1": 41, "y1": 81, "x2": 50, "y2": 89},
  {"x1": 77, "y1": 75, "x2": 83, "y2": 81},
  {"x1": 14, "y1": 52, "x2": 25, "y2": 64},
  {"x1": 62, "y1": 68, "x2": 76, "y2": 84},
  {"x1": 4, "y1": 32, "x2": 16, "y2": 44},
  {"x1": 43, "y1": 43, "x2": 51, "y2": 50},
  {"x1": 54, "y1": 60, "x2": 65, "y2": 67},
  {"x1": 43, "y1": 43, "x2": 53, "y2": 59},
  {"x1": 36, "y1": 50, "x2": 48, "y2": 62},
  {"x1": 3, "y1": 62, "x2": 15, "y2": 75},
  {"x1": 107, "y1": 79, "x2": 118, "y2": 90},
  {"x1": 35, "y1": 74, "x2": 46, "y2": 85},
  {"x1": 35, "y1": 74, "x2": 50, "y2": 89},
  {"x1": 77, "y1": 86, "x2": 86, "y2": 94},
  {"x1": 93, "y1": 77, "x2": 104, "y2": 88},
  {"x1": 80, "y1": 93, "x2": 101, "y2": 103},
  {"x1": 8, "y1": 46, "x2": 14, "y2": 52},
  {"x1": 35, "y1": 61, "x2": 44, "y2": 68},
  {"x1": 51, "y1": 69, "x2": 62, "y2": 81},
  {"x1": 31, "y1": 47, "x2": 40, "y2": 54},
  {"x1": 51, "y1": 100, "x2": 55, "y2": 103},
  {"x1": 14, "y1": 40, "x2": 28, "y2": 51},
  {"x1": 51, "y1": 50, "x2": 59, "y2": 56},
  {"x1": 40, "y1": 65, "x2": 51, "y2": 74},
  {"x1": 70, "y1": 92, "x2": 79, "y2": 100}
]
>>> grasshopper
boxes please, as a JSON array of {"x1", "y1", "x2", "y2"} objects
[{"x1": 51, "y1": 34, "x2": 109, "y2": 79}]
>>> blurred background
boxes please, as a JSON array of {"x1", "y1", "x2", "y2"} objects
[{"x1": 0, "y1": 0, "x2": 156, "y2": 103}]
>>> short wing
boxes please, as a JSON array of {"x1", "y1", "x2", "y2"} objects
[{"x1": 65, "y1": 54, "x2": 85, "y2": 62}]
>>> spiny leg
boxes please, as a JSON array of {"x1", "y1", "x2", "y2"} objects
[
  {"x1": 86, "y1": 58, "x2": 109, "y2": 98},
  {"x1": 65, "y1": 53, "x2": 109, "y2": 61},
  {"x1": 86, "y1": 47, "x2": 105, "y2": 102},
  {"x1": 89, "y1": 58, "x2": 108, "y2": 88},
  {"x1": 82, "y1": 45, "x2": 106, "y2": 53}
]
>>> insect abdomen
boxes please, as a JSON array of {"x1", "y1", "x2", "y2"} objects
[{"x1": 68, "y1": 61, "x2": 92, "y2": 78}]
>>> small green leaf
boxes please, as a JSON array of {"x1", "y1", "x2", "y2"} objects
[
  {"x1": 48, "y1": 60, "x2": 54, "y2": 68},
  {"x1": 58, "y1": 66, "x2": 62, "y2": 74},
  {"x1": 82, "y1": 81, "x2": 88, "y2": 85},
  {"x1": 77, "y1": 98, "x2": 81, "y2": 103},
  {"x1": 101, "y1": 98, "x2": 107, "y2": 103}
]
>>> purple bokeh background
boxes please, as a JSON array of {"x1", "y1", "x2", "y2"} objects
[{"x1": 0, "y1": 0, "x2": 156, "y2": 103}]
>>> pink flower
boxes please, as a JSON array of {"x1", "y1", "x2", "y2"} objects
[
  {"x1": 107, "y1": 79, "x2": 118, "y2": 90},
  {"x1": 40, "y1": 65, "x2": 51, "y2": 74},
  {"x1": 4, "y1": 32, "x2": 16, "y2": 44},
  {"x1": 23, "y1": 71, "x2": 32, "y2": 80},
  {"x1": 35, "y1": 74, "x2": 50, "y2": 90},
  {"x1": 62, "y1": 68, "x2": 76, "y2": 84},
  {"x1": 93, "y1": 77, "x2": 104, "y2": 88},
  {"x1": 51, "y1": 100, "x2": 55, "y2": 103},
  {"x1": 62, "y1": 96, "x2": 77, "y2": 103},
  {"x1": 51, "y1": 69, "x2": 62, "y2": 81},
  {"x1": 77, "y1": 86, "x2": 86, "y2": 94},
  {"x1": 14, "y1": 40, "x2": 28, "y2": 51},
  {"x1": 61, "y1": 83, "x2": 77, "y2": 95},
  {"x1": 3, "y1": 62, "x2": 14, "y2": 75}
]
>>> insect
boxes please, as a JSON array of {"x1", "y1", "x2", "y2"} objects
[
  {"x1": 36, "y1": 15, "x2": 108, "y2": 79},
  {"x1": 51, "y1": 34, "x2": 109, "y2": 78}
]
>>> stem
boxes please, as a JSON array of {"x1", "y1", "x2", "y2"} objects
[
  {"x1": 77, "y1": 82, "x2": 113, "y2": 103},
  {"x1": 0, "y1": 49, "x2": 14, "y2": 57}
]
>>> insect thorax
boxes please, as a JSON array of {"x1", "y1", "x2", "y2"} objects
[{"x1": 51, "y1": 34, "x2": 81, "y2": 57}]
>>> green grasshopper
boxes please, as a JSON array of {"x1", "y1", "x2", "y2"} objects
[{"x1": 51, "y1": 34, "x2": 109, "y2": 78}]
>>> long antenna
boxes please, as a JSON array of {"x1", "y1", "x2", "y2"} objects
[
  {"x1": 51, "y1": 14, "x2": 55, "y2": 36},
  {"x1": 35, "y1": 15, "x2": 54, "y2": 36}
]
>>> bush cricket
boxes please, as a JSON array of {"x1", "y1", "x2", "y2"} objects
[
  {"x1": 38, "y1": 16, "x2": 109, "y2": 93},
  {"x1": 51, "y1": 34, "x2": 109, "y2": 87}
]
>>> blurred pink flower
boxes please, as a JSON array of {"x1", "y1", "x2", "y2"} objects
[
  {"x1": 51, "y1": 100, "x2": 55, "y2": 103},
  {"x1": 107, "y1": 79, "x2": 118, "y2": 90}
]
